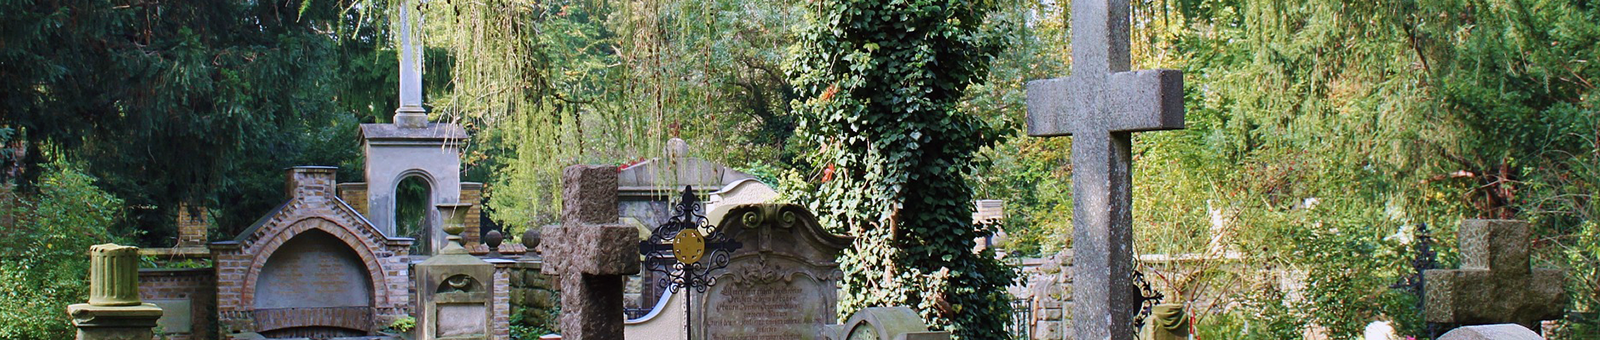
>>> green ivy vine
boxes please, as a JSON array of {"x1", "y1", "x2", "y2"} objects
[{"x1": 787, "y1": 0, "x2": 1018, "y2": 337}]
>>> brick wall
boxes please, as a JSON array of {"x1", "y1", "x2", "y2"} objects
[
  {"x1": 139, "y1": 268, "x2": 217, "y2": 340},
  {"x1": 507, "y1": 259, "x2": 558, "y2": 334},
  {"x1": 338, "y1": 183, "x2": 369, "y2": 216},
  {"x1": 175, "y1": 204, "x2": 210, "y2": 248},
  {"x1": 493, "y1": 263, "x2": 513, "y2": 340},
  {"x1": 462, "y1": 182, "x2": 483, "y2": 246},
  {"x1": 212, "y1": 167, "x2": 413, "y2": 337}
]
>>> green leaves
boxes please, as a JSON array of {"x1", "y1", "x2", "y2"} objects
[{"x1": 790, "y1": 0, "x2": 1017, "y2": 337}]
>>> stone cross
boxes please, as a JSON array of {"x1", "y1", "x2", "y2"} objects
[
  {"x1": 1023, "y1": 0, "x2": 1184, "y2": 339},
  {"x1": 538, "y1": 165, "x2": 641, "y2": 340},
  {"x1": 394, "y1": 0, "x2": 428, "y2": 128},
  {"x1": 1425, "y1": 219, "x2": 1564, "y2": 330}
]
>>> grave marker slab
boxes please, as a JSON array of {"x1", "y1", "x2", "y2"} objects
[
  {"x1": 697, "y1": 204, "x2": 852, "y2": 340},
  {"x1": 1023, "y1": 0, "x2": 1185, "y2": 339}
]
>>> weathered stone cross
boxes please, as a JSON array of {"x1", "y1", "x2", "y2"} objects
[
  {"x1": 1425, "y1": 219, "x2": 1564, "y2": 330},
  {"x1": 1024, "y1": 0, "x2": 1184, "y2": 339},
  {"x1": 538, "y1": 165, "x2": 641, "y2": 340}
]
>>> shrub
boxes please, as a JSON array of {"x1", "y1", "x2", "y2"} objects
[{"x1": 0, "y1": 162, "x2": 124, "y2": 339}]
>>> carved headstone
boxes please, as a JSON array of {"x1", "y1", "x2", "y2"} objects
[
  {"x1": 539, "y1": 165, "x2": 641, "y2": 340},
  {"x1": 1438, "y1": 324, "x2": 1544, "y2": 340},
  {"x1": 823, "y1": 307, "x2": 950, "y2": 340},
  {"x1": 68, "y1": 244, "x2": 164, "y2": 340},
  {"x1": 696, "y1": 204, "x2": 853, "y2": 340},
  {"x1": 1425, "y1": 220, "x2": 1564, "y2": 329},
  {"x1": 1023, "y1": 0, "x2": 1185, "y2": 338}
]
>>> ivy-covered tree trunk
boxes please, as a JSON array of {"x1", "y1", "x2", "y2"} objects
[{"x1": 788, "y1": 0, "x2": 1017, "y2": 337}]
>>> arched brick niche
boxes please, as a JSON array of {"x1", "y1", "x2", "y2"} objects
[{"x1": 211, "y1": 167, "x2": 414, "y2": 338}]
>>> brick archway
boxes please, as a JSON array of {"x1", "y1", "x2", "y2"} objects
[{"x1": 241, "y1": 217, "x2": 389, "y2": 309}]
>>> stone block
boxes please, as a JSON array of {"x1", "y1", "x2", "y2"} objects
[
  {"x1": 1438, "y1": 324, "x2": 1542, "y2": 340},
  {"x1": 571, "y1": 225, "x2": 640, "y2": 276},
  {"x1": 1425, "y1": 220, "x2": 1566, "y2": 328},
  {"x1": 67, "y1": 303, "x2": 163, "y2": 340},
  {"x1": 562, "y1": 165, "x2": 619, "y2": 225},
  {"x1": 1460, "y1": 220, "x2": 1531, "y2": 276}
]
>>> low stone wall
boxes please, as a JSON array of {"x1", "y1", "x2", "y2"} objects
[
  {"x1": 138, "y1": 267, "x2": 218, "y2": 340},
  {"x1": 507, "y1": 259, "x2": 560, "y2": 334}
]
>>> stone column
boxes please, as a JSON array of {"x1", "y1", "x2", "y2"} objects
[{"x1": 67, "y1": 244, "x2": 162, "y2": 340}]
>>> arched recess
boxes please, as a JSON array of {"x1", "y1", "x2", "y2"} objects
[
  {"x1": 394, "y1": 169, "x2": 437, "y2": 255},
  {"x1": 390, "y1": 168, "x2": 435, "y2": 253},
  {"x1": 241, "y1": 217, "x2": 389, "y2": 310},
  {"x1": 254, "y1": 229, "x2": 374, "y2": 309}
]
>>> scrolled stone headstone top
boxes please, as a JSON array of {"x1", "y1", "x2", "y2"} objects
[{"x1": 1438, "y1": 323, "x2": 1543, "y2": 340}]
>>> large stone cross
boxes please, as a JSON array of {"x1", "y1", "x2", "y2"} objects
[
  {"x1": 1024, "y1": 0, "x2": 1184, "y2": 339},
  {"x1": 1425, "y1": 219, "x2": 1564, "y2": 329},
  {"x1": 538, "y1": 165, "x2": 641, "y2": 340}
]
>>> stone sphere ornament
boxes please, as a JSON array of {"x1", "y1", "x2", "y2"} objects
[
  {"x1": 485, "y1": 229, "x2": 504, "y2": 248},
  {"x1": 522, "y1": 228, "x2": 541, "y2": 251}
]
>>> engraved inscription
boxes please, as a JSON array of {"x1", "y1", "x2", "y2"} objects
[{"x1": 706, "y1": 277, "x2": 831, "y2": 340}]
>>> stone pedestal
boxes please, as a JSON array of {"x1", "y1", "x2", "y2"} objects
[
  {"x1": 67, "y1": 303, "x2": 164, "y2": 340},
  {"x1": 416, "y1": 203, "x2": 496, "y2": 340},
  {"x1": 68, "y1": 244, "x2": 163, "y2": 340}
]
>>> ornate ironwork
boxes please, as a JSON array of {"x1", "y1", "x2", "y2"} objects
[
  {"x1": 1130, "y1": 270, "x2": 1164, "y2": 333},
  {"x1": 1391, "y1": 223, "x2": 1438, "y2": 337},
  {"x1": 640, "y1": 185, "x2": 743, "y2": 294}
]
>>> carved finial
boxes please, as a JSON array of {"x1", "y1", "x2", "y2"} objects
[{"x1": 437, "y1": 203, "x2": 473, "y2": 255}]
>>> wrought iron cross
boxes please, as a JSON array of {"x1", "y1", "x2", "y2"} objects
[{"x1": 639, "y1": 186, "x2": 743, "y2": 338}]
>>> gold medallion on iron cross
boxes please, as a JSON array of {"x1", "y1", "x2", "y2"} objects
[{"x1": 672, "y1": 228, "x2": 707, "y2": 264}]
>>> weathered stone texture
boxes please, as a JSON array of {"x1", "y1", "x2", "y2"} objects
[
  {"x1": 1023, "y1": 0, "x2": 1186, "y2": 338},
  {"x1": 1425, "y1": 219, "x2": 1565, "y2": 329},
  {"x1": 539, "y1": 165, "x2": 640, "y2": 340},
  {"x1": 562, "y1": 165, "x2": 620, "y2": 225}
]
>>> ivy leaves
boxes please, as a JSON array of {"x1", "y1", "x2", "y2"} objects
[{"x1": 790, "y1": 0, "x2": 1017, "y2": 337}]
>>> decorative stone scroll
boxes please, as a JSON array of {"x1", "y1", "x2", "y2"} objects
[
  {"x1": 823, "y1": 307, "x2": 950, "y2": 340},
  {"x1": 697, "y1": 204, "x2": 852, "y2": 340}
]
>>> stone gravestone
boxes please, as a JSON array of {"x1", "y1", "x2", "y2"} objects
[
  {"x1": 1024, "y1": 0, "x2": 1185, "y2": 338},
  {"x1": 538, "y1": 165, "x2": 642, "y2": 340},
  {"x1": 67, "y1": 244, "x2": 164, "y2": 340},
  {"x1": 823, "y1": 307, "x2": 950, "y2": 340},
  {"x1": 416, "y1": 203, "x2": 495, "y2": 340},
  {"x1": 1438, "y1": 324, "x2": 1544, "y2": 340},
  {"x1": 695, "y1": 203, "x2": 853, "y2": 340},
  {"x1": 1425, "y1": 219, "x2": 1564, "y2": 330}
]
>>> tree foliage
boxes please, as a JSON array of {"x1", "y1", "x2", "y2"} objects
[
  {"x1": 0, "y1": 161, "x2": 123, "y2": 339},
  {"x1": 0, "y1": 0, "x2": 391, "y2": 244},
  {"x1": 786, "y1": 0, "x2": 1019, "y2": 337}
]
